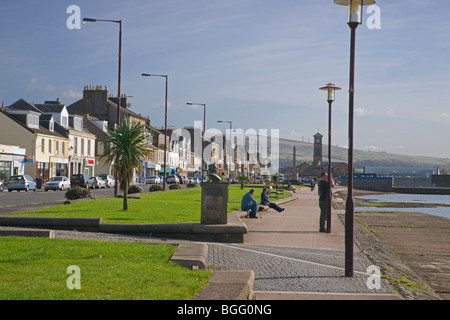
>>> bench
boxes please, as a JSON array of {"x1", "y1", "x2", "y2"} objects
[{"x1": 244, "y1": 205, "x2": 269, "y2": 219}]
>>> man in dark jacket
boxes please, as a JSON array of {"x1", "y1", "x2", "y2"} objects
[{"x1": 318, "y1": 172, "x2": 335, "y2": 232}]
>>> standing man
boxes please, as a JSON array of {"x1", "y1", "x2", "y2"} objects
[
  {"x1": 318, "y1": 172, "x2": 335, "y2": 232},
  {"x1": 241, "y1": 189, "x2": 259, "y2": 219}
]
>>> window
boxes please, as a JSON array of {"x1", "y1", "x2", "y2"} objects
[
  {"x1": 61, "y1": 116, "x2": 68, "y2": 127},
  {"x1": 27, "y1": 115, "x2": 39, "y2": 129},
  {"x1": 74, "y1": 138, "x2": 78, "y2": 154},
  {"x1": 81, "y1": 139, "x2": 85, "y2": 155},
  {"x1": 48, "y1": 139, "x2": 52, "y2": 154},
  {"x1": 87, "y1": 140, "x2": 91, "y2": 156},
  {"x1": 55, "y1": 141, "x2": 59, "y2": 155},
  {"x1": 41, "y1": 138, "x2": 45, "y2": 153},
  {"x1": 61, "y1": 142, "x2": 65, "y2": 156},
  {"x1": 74, "y1": 117, "x2": 83, "y2": 131}
]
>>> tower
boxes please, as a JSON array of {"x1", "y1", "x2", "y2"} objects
[{"x1": 313, "y1": 132, "x2": 323, "y2": 168}]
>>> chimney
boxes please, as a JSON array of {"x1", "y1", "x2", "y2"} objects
[{"x1": 83, "y1": 85, "x2": 108, "y2": 103}]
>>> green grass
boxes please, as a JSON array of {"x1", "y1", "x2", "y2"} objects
[
  {"x1": 0, "y1": 237, "x2": 211, "y2": 300},
  {"x1": 7, "y1": 185, "x2": 291, "y2": 224}
]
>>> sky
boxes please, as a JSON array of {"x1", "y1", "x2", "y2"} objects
[{"x1": 1, "y1": 0, "x2": 449, "y2": 158}]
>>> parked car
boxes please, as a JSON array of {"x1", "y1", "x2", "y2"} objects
[
  {"x1": 71, "y1": 174, "x2": 91, "y2": 188},
  {"x1": 45, "y1": 176, "x2": 71, "y2": 191},
  {"x1": 191, "y1": 177, "x2": 200, "y2": 184},
  {"x1": 166, "y1": 175, "x2": 179, "y2": 184},
  {"x1": 99, "y1": 174, "x2": 115, "y2": 188},
  {"x1": 0, "y1": 180, "x2": 4, "y2": 192},
  {"x1": 87, "y1": 176, "x2": 106, "y2": 189},
  {"x1": 7, "y1": 175, "x2": 37, "y2": 192},
  {"x1": 146, "y1": 176, "x2": 161, "y2": 184}
]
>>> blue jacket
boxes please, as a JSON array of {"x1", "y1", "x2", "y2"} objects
[
  {"x1": 261, "y1": 191, "x2": 271, "y2": 205},
  {"x1": 241, "y1": 192, "x2": 258, "y2": 209}
]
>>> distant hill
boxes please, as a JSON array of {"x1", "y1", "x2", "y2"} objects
[{"x1": 278, "y1": 137, "x2": 450, "y2": 172}]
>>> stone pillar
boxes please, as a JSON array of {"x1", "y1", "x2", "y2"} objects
[{"x1": 201, "y1": 183, "x2": 229, "y2": 224}]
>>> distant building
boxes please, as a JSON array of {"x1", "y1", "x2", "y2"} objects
[{"x1": 364, "y1": 166, "x2": 439, "y2": 187}]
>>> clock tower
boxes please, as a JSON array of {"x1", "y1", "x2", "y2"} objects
[{"x1": 313, "y1": 132, "x2": 323, "y2": 168}]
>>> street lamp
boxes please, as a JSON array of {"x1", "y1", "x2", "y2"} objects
[
  {"x1": 320, "y1": 83, "x2": 341, "y2": 234},
  {"x1": 83, "y1": 17, "x2": 122, "y2": 198},
  {"x1": 186, "y1": 103, "x2": 206, "y2": 182},
  {"x1": 142, "y1": 73, "x2": 168, "y2": 191},
  {"x1": 217, "y1": 120, "x2": 232, "y2": 185},
  {"x1": 334, "y1": 0, "x2": 376, "y2": 277}
]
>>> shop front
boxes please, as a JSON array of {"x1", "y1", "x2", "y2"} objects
[
  {"x1": 84, "y1": 158, "x2": 95, "y2": 176},
  {"x1": 50, "y1": 157, "x2": 69, "y2": 178}
]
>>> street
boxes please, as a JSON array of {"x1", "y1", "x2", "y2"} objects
[{"x1": 0, "y1": 184, "x2": 141, "y2": 214}]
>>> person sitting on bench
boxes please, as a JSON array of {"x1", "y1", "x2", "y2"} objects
[
  {"x1": 241, "y1": 189, "x2": 259, "y2": 218},
  {"x1": 261, "y1": 188, "x2": 285, "y2": 212}
]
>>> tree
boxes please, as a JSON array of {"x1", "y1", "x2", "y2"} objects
[
  {"x1": 102, "y1": 118, "x2": 151, "y2": 211},
  {"x1": 238, "y1": 175, "x2": 248, "y2": 189}
]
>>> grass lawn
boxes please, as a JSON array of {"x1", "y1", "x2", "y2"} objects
[
  {"x1": 7, "y1": 185, "x2": 292, "y2": 224},
  {"x1": 0, "y1": 237, "x2": 211, "y2": 300}
]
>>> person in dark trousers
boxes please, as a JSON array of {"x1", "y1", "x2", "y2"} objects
[
  {"x1": 261, "y1": 188, "x2": 285, "y2": 212},
  {"x1": 241, "y1": 189, "x2": 259, "y2": 218},
  {"x1": 318, "y1": 172, "x2": 335, "y2": 232}
]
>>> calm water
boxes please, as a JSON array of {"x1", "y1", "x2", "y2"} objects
[{"x1": 356, "y1": 194, "x2": 450, "y2": 219}]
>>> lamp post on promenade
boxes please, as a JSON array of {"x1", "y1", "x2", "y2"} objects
[
  {"x1": 320, "y1": 83, "x2": 341, "y2": 234},
  {"x1": 334, "y1": 0, "x2": 376, "y2": 277},
  {"x1": 186, "y1": 103, "x2": 206, "y2": 183},
  {"x1": 217, "y1": 120, "x2": 232, "y2": 185},
  {"x1": 83, "y1": 17, "x2": 122, "y2": 198},
  {"x1": 142, "y1": 73, "x2": 168, "y2": 191}
]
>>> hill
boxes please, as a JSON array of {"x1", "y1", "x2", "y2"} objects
[{"x1": 278, "y1": 137, "x2": 450, "y2": 172}]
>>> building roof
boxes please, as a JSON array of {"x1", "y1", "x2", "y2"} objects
[{"x1": 0, "y1": 109, "x2": 66, "y2": 139}]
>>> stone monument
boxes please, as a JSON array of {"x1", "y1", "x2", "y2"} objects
[{"x1": 201, "y1": 164, "x2": 229, "y2": 224}]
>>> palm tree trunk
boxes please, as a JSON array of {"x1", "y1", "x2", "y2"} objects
[{"x1": 123, "y1": 183, "x2": 128, "y2": 211}]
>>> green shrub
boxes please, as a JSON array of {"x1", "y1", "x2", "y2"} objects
[
  {"x1": 169, "y1": 184, "x2": 180, "y2": 190},
  {"x1": 187, "y1": 183, "x2": 198, "y2": 188},
  {"x1": 65, "y1": 187, "x2": 90, "y2": 200},
  {"x1": 149, "y1": 184, "x2": 162, "y2": 192},
  {"x1": 128, "y1": 185, "x2": 143, "y2": 194}
]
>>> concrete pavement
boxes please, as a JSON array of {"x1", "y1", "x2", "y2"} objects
[{"x1": 207, "y1": 187, "x2": 402, "y2": 300}]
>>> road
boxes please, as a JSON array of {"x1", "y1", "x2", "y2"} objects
[{"x1": 0, "y1": 183, "x2": 153, "y2": 215}]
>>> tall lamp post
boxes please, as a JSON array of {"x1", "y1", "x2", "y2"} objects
[
  {"x1": 83, "y1": 17, "x2": 122, "y2": 198},
  {"x1": 142, "y1": 73, "x2": 168, "y2": 191},
  {"x1": 217, "y1": 120, "x2": 232, "y2": 185},
  {"x1": 186, "y1": 103, "x2": 206, "y2": 182},
  {"x1": 334, "y1": 0, "x2": 375, "y2": 277},
  {"x1": 320, "y1": 83, "x2": 341, "y2": 234}
]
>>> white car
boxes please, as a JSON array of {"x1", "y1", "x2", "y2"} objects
[
  {"x1": 87, "y1": 176, "x2": 106, "y2": 189},
  {"x1": 99, "y1": 174, "x2": 115, "y2": 188},
  {"x1": 45, "y1": 176, "x2": 71, "y2": 191},
  {"x1": 146, "y1": 176, "x2": 161, "y2": 184}
]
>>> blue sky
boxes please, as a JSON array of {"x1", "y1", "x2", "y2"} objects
[{"x1": 1, "y1": 0, "x2": 449, "y2": 158}]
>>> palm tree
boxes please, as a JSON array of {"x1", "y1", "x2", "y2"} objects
[
  {"x1": 102, "y1": 118, "x2": 151, "y2": 211},
  {"x1": 238, "y1": 175, "x2": 248, "y2": 189}
]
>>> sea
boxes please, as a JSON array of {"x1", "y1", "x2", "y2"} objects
[{"x1": 355, "y1": 193, "x2": 450, "y2": 219}]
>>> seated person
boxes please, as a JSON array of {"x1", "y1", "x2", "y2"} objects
[
  {"x1": 261, "y1": 188, "x2": 285, "y2": 213},
  {"x1": 241, "y1": 189, "x2": 259, "y2": 218}
]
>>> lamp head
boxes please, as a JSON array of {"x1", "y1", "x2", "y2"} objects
[
  {"x1": 334, "y1": 0, "x2": 376, "y2": 24},
  {"x1": 83, "y1": 18, "x2": 97, "y2": 24},
  {"x1": 320, "y1": 83, "x2": 341, "y2": 102}
]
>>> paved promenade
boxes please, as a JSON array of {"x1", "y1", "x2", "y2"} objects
[{"x1": 208, "y1": 188, "x2": 401, "y2": 300}]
